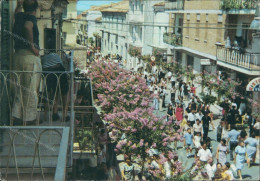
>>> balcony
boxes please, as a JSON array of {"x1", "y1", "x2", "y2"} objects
[
  {"x1": 216, "y1": 45, "x2": 260, "y2": 75},
  {"x1": 0, "y1": 126, "x2": 70, "y2": 181},
  {"x1": 165, "y1": 0, "x2": 184, "y2": 10},
  {"x1": 163, "y1": 33, "x2": 182, "y2": 46},
  {"x1": 221, "y1": 0, "x2": 257, "y2": 10}
]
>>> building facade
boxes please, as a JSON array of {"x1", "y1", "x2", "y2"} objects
[{"x1": 100, "y1": 0, "x2": 129, "y2": 61}]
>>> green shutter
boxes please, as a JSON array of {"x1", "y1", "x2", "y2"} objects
[
  {"x1": 1, "y1": 0, "x2": 11, "y2": 70},
  {"x1": 0, "y1": 0, "x2": 10, "y2": 126}
]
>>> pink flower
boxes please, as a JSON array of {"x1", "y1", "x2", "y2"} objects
[
  {"x1": 162, "y1": 142, "x2": 168, "y2": 147},
  {"x1": 128, "y1": 141, "x2": 132, "y2": 146},
  {"x1": 131, "y1": 128, "x2": 137, "y2": 133},
  {"x1": 114, "y1": 149, "x2": 119, "y2": 153},
  {"x1": 152, "y1": 143, "x2": 157, "y2": 148},
  {"x1": 168, "y1": 151, "x2": 174, "y2": 160},
  {"x1": 152, "y1": 127, "x2": 157, "y2": 131},
  {"x1": 131, "y1": 144, "x2": 137, "y2": 150},
  {"x1": 162, "y1": 133, "x2": 167, "y2": 137},
  {"x1": 116, "y1": 143, "x2": 122, "y2": 150}
]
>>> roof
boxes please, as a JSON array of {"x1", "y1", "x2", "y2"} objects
[
  {"x1": 95, "y1": 17, "x2": 102, "y2": 22},
  {"x1": 88, "y1": 4, "x2": 113, "y2": 11},
  {"x1": 153, "y1": 2, "x2": 165, "y2": 6},
  {"x1": 101, "y1": 0, "x2": 129, "y2": 13}
]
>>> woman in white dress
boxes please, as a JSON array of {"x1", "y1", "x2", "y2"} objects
[{"x1": 216, "y1": 139, "x2": 229, "y2": 166}]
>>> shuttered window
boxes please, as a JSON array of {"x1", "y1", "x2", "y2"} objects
[{"x1": 1, "y1": 0, "x2": 11, "y2": 70}]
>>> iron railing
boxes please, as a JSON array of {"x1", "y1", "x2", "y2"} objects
[
  {"x1": 0, "y1": 126, "x2": 70, "y2": 181},
  {"x1": 216, "y1": 45, "x2": 260, "y2": 71},
  {"x1": 165, "y1": 0, "x2": 184, "y2": 10},
  {"x1": 163, "y1": 33, "x2": 182, "y2": 46}
]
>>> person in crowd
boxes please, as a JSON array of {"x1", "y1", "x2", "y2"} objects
[
  {"x1": 162, "y1": 86, "x2": 167, "y2": 108},
  {"x1": 221, "y1": 162, "x2": 234, "y2": 180},
  {"x1": 183, "y1": 83, "x2": 189, "y2": 101},
  {"x1": 234, "y1": 140, "x2": 247, "y2": 180},
  {"x1": 248, "y1": 113, "x2": 256, "y2": 137},
  {"x1": 122, "y1": 156, "x2": 135, "y2": 181},
  {"x1": 108, "y1": 129, "x2": 118, "y2": 166},
  {"x1": 253, "y1": 118, "x2": 260, "y2": 140},
  {"x1": 193, "y1": 119, "x2": 203, "y2": 137},
  {"x1": 12, "y1": 0, "x2": 41, "y2": 125},
  {"x1": 167, "y1": 104, "x2": 174, "y2": 122},
  {"x1": 181, "y1": 115, "x2": 189, "y2": 135},
  {"x1": 227, "y1": 125, "x2": 240, "y2": 161},
  {"x1": 170, "y1": 75, "x2": 176, "y2": 87},
  {"x1": 193, "y1": 132, "x2": 202, "y2": 159},
  {"x1": 205, "y1": 158, "x2": 217, "y2": 180},
  {"x1": 190, "y1": 84, "x2": 196, "y2": 97},
  {"x1": 220, "y1": 98, "x2": 230, "y2": 125},
  {"x1": 239, "y1": 99, "x2": 246, "y2": 115},
  {"x1": 188, "y1": 110, "x2": 196, "y2": 127},
  {"x1": 216, "y1": 139, "x2": 229, "y2": 166},
  {"x1": 239, "y1": 129, "x2": 247, "y2": 141},
  {"x1": 245, "y1": 133, "x2": 259, "y2": 167},
  {"x1": 153, "y1": 87, "x2": 159, "y2": 110},
  {"x1": 164, "y1": 157, "x2": 172, "y2": 180},
  {"x1": 197, "y1": 142, "x2": 212, "y2": 163},
  {"x1": 170, "y1": 85, "x2": 176, "y2": 104},
  {"x1": 195, "y1": 110, "x2": 204, "y2": 121},
  {"x1": 213, "y1": 163, "x2": 223, "y2": 180},
  {"x1": 228, "y1": 105, "x2": 239, "y2": 130},
  {"x1": 184, "y1": 128, "x2": 193, "y2": 157},
  {"x1": 185, "y1": 104, "x2": 192, "y2": 114},
  {"x1": 175, "y1": 103, "x2": 183, "y2": 122},
  {"x1": 196, "y1": 97, "x2": 202, "y2": 112},
  {"x1": 97, "y1": 144, "x2": 106, "y2": 166},
  {"x1": 202, "y1": 112, "x2": 215, "y2": 141}
]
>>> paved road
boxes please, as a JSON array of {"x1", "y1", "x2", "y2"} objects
[{"x1": 152, "y1": 90, "x2": 260, "y2": 180}]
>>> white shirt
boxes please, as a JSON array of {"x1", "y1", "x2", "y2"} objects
[
  {"x1": 254, "y1": 122, "x2": 260, "y2": 129},
  {"x1": 193, "y1": 123, "x2": 203, "y2": 133},
  {"x1": 151, "y1": 160, "x2": 160, "y2": 169},
  {"x1": 188, "y1": 112, "x2": 196, "y2": 122},
  {"x1": 164, "y1": 161, "x2": 171, "y2": 179},
  {"x1": 171, "y1": 75, "x2": 176, "y2": 81},
  {"x1": 195, "y1": 113, "x2": 204, "y2": 120},
  {"x1": 225, "y1": 170, "x2": 234, "y2": 180},
  {"x1": 193, "y1": 136, "x2": 201, "y2": 148},
  {"x1": 206, "y1": 163, "x2": 216, "y2": 179},
  {"x1": 197, "y1": 148, "x2": 212, "y2": 162}
]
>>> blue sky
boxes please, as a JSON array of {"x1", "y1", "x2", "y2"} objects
[{"x1": 77, "y1": 0, "x2": 122, "y2": 11}]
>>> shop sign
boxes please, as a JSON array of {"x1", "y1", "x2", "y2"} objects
[{"x1": 246, "y1": 77, "x2": 260, "y2": 92}]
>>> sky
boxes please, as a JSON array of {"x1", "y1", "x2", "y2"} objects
[{"x1": 77, "y1": 0, "x2": 122, "y2": 12}]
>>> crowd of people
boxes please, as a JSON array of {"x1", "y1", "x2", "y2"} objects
[{"x1": 109, "y1": 69, "x2": 259, "y2": 181}]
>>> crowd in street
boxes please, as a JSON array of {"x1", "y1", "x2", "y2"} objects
[{"x1": 114, "y1": 69, "x2": 259, "y2": 180}]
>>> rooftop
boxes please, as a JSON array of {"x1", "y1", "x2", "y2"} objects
[
  {"x1": 153, "y1": 2, "x2": 166, "y2": 6},
  {"x1": 101, "y1": 0, "x2": 129, "y2": 13}
]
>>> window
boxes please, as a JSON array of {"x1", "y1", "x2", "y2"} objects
[
  {"x1": 187, "y1": 13, "x2": 190, "y2": 21},
  {"x1": 197, "y1": 14, "x2": 200, "y2": 21},
  {"x1": 141, "y1": 4, "x2": 144, "y2": 13},
  {"x1": 206, "y1": 13, "x2": 209, "y2": 22},
  {"x1": 218, "y1": 14, "x2": 223, "y2": 23},
  {"x1": 140, "y1": 27, "x2": 142, "y2": 42}
]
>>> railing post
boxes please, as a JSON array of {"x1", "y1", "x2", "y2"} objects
[{"x1": 69, "y1": 50, "x2": 75, "y2": 167}]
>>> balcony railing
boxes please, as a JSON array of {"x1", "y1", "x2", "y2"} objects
[
  {"x1": 216, "y1": 45, "x2": 260, "y2": 71},
  {"x1": 163, "y1": 33, "x2": 182, "y2": 46},
  {"x1": 165, "y1": 0, "x2": 184, "y2": 10},
  {"x1": 221, "y1": 0, "x2": 257, "y2": 10},
  {"x1": 0, "y1": 126, "x2": 70, "y2": 181}
]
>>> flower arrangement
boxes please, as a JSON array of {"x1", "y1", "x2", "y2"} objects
[{"x1": 128, "y1": 45, "x2": 142, "y2": 57}]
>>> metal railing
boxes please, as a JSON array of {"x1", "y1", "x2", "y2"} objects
[
  {"x1": 221, "y1": 0, "x2": 257, "y2": 10},
  {"x1": 0, "y1": 50, "x2": 75, "y2": 168},
  {"x1": 216, "y1": 45, "x2": 260, "y2": 71},
  {"x1": 163, "y1": 33, "x2": 182, "y2": 46},
  {"x1": 165, "y1": 0, "x2": 184, "y2": 10},
  {"x1": 0, "y1": 126, "x2": 70, "y2": 181}
]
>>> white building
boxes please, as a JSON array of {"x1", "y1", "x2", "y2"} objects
[
  {"x1": 100, "y1": 0, "x2": 129, "y2": 61},
  {"x1": 127, "y1": 0, "x2": 168, "y2": 71}
]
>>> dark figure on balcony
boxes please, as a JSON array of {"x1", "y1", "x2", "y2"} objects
[
  {"x1": 42, "y1": 52, "x2": 69, "y2": 122},
  {"x1": 12, "y1": 0, "x2": 41, "y2": 126}
]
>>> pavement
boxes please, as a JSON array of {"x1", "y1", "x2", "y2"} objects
[{"x1": 117, "y1": 80, "x2": 260, "y2": 180}]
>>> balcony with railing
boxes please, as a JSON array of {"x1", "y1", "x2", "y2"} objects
[
  {"x1": 221, "y1": 0, "x2": 257, "y2": 10},
  {"x1": 216, "y1": 45, "x2": 260, "y2": 75},
  {"x1": 165, "y1": 0, "x2": 184, "y2": 10},
  {"x1": 163, "y1": 33, "x2": 182, "y2": 47}
]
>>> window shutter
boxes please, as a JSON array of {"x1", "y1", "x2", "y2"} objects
[{"x1": 1, "y1": 0, "x2": 11, "y2": 70}]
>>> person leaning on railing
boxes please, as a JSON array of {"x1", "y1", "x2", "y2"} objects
[
  {"x1": 41, "y1": 51, "x2": 69, "y2": 122},
  {"x1": 12, "y1": 0, "x2": 41, "y2": 126}
]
